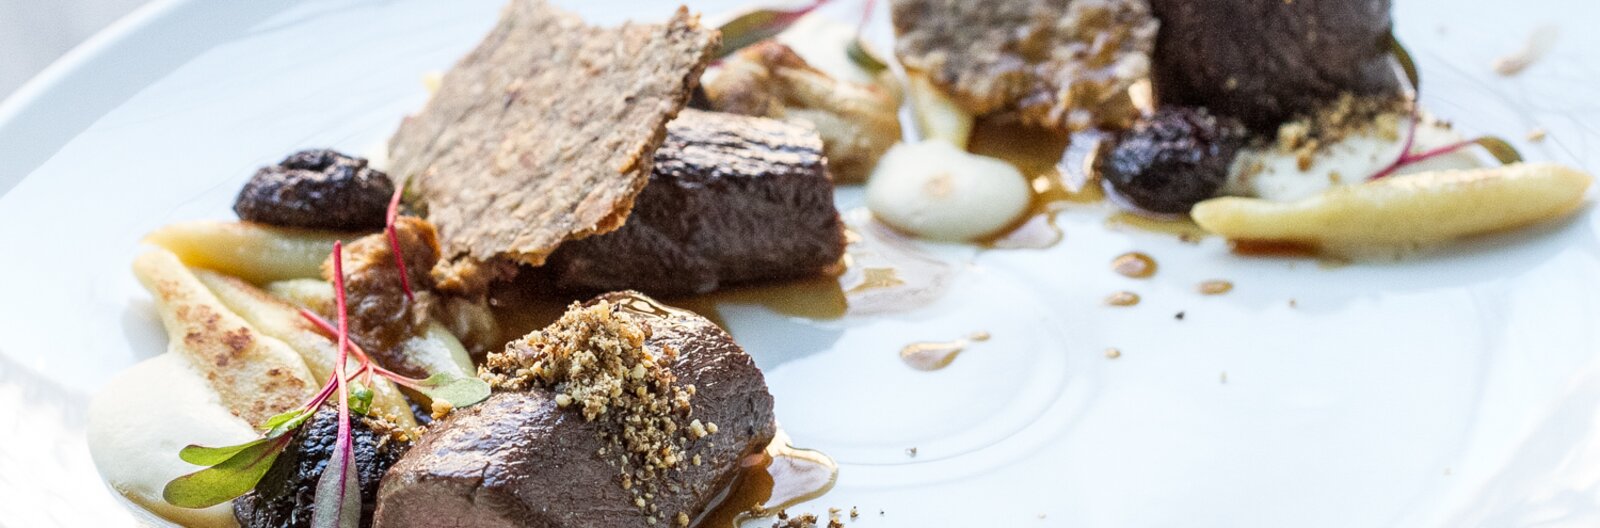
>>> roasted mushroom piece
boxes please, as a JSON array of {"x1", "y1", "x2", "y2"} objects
[{"x1": 233, "y1": 149, "x2": 394, "y2": 230}]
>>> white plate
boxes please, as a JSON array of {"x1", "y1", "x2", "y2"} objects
[{"x1": 2, "y1": 0, "x2": 1599, "y2": 526}]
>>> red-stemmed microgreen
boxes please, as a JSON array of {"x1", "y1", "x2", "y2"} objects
[
  {"x1": 385, "y1": 182, "x2": 416, "y2": 303},
  {"x1": 1364, "y1": 109, "x2": 1522, "y2": 181},
  {"x1": 311, "y1": 242, "x2": 361, "y2": 528},
  {"x1": 163, "y1": 241, "x2": 489, "y2": 513},
  {"x1": 1364, "y1": 34, "x2": 1522, "y2": 181},
  {"x1": 296, "y1": 309, "x2": 490, "y2": 408},
  {"x1": 714, "y1": 0, "x2": 829, "y2": 59}
]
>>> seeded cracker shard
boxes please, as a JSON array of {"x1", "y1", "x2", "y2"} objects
[
  {"x1": 374, "y1": 292, "x2": 777, "y2": 528},
  {"x1": 890, "y1": 0, "x2": 1158, "y2": 131},
  {"x1": 385, "y1": 0, "x2": 721, "y2": 282}
]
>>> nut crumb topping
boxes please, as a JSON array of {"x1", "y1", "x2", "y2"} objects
[{"x1": 483, "y1": 299, "x2": 703, "y2": 522}]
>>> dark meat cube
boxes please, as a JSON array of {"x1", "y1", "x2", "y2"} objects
[
  {"x1": 542, "y1": 109, "x2": 846, "y2": 296},
  {"x1": 1149, "y1": 0, "x2": 1403, "y2": 133},
  {"x1": 373, "y1": 292, "x2": 777, "y2": 528}
]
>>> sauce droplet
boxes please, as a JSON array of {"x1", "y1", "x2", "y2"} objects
[
  {"x1": 693, "y1": 431, "x2": 837, "y2": 528},
  {"x1": 845, "y1": 267, "x2": 905, "y2": 294},
  {"x1": 898, "y1": 332, "x2": 990, "y2": 371},
  {"x1": 1105, "y1": 291, "x2": 1140, "y2": 306},
  {"x1": 1111, "y1": 252, "x2": 1157, "y2": 278},
  {"x1": 1198, "y1": 280, "x2": 1234, "y2": 295},
  {"x1": 1105, "y1": 348, "x2": 1122, "y2": 359}
]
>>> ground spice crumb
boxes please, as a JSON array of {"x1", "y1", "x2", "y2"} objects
[
  {"x1": 430, "y1": 400, "x2": 454, "y2": 420},
  {"x1": 1220, "y1": 371, "x2": 1229, "y2": 384},
  {"x1": 772, "y1": 513, "x2": 818, "y2": 528},
  {"x1": 1528, "y1": 128, "x2": 1547, "y2": 142},
  {"x1": 481, "y1": 299, "x2": 697, "y2": 519},
  {"x1": 850, "y1": 507, "x2": 858, "y2": 519},
  {"x1": 905, "y1": 447, "x2": 918, "y2": 457},
  {"x1": 1174, "y1": 311, "x2": 1186, "y2": 320},
  {"x1": 1288, "y1": 299, "x2": 1298, "y2": 308}
]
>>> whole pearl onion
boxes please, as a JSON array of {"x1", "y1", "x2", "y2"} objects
[{"x1": 866, "y1": 140, "x2": 1032, "y2": 242}]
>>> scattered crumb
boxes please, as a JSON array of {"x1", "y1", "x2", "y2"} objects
[
  {"x1": 1104, "y1": 348, "x2": 1122, "y2": 359},
  {"x1": 1174, "y1": 311, "x2": 1186, "y2": 321},
  {"x1": 1273, "y1": 93, "x2": 1406, "y2": 162},
  {"x1": 905, "y1": 447, "x2": 918, "y2": 458},
  {"x1": 1038, "y1": 513, "x2": 1048, "y2": 519},
  {"x1": 772, "y1": 513, "x2": 820, "y2": 528},
  {"x1": 678, "y1": 512, "x2": 690, "y2": 526},
  {"x1": 1492, "y1": 27, "x2": 1558, "y2": 76},
  {"x1": 1220, "y1": 371, "x2": 1229, "y2": 384},
  {"x1": 850, "y1": 507, "x2": 859, "y2": 519},
  {"x1": 1288, "y1": 298, "x2": 1298, "y2": 308},
  {"x1": 1528, "y1": 127, "x2": 1547, "y2": 142},
  {"x1": 430, "y1": 400, "x2": 454, "y2": 420}
]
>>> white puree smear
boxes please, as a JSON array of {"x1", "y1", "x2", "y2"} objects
[
  {"x1": 89, "y1": 352, "x2": 255, "y2": 528},
  {"x1": 1225, "y1": 119, "x2": 1483, "y2": 203}
]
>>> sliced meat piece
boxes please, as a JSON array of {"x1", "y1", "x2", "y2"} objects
[
  {"x1": 542, "y1": 109, "x2": 845, "y2": 296},
  {"x1": 1148, "y1": 0, "x2": 1401, "y2": 133},
  {"x1": 386, "y1": 0, "x2": 719, "y2": 275},
  {"x1": 374, "y1": 292, "x2": 776, "y2": 528},
  {"x1": 234, "y1": 409, "x2": 410, "y2": 528},
  {"x1": 891, "y1": 0, "x2": 1159, "y2": 131}
]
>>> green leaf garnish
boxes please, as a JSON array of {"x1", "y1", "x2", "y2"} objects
[
  {"x1": 1470, "y1": 136, "x2": 1524, "y2": 165},
  {"x1": 311, "y1": 424, "x2": 361, "y2": 528},
  {"x1": 177, "y1": 438, "x2": 270, "y2": 467},
  {"x1": 416, "y1": 372, "x2": 492, "y2": 408},
  {"x1": 715, "y1": 2, "x2": 825, "y2": 59},
  {"x1": 349, "y1": 384, "x2": 374, "y2": 416},
  {"x1": 1386, "y1": 32, "x2": 1419, "y2": 91},
  {"x1": 163, "y1": 436, "x2": 292, "y2": 508},
  {"x1": 847, "y1": 38, "x2": 889, "y2": 73}
]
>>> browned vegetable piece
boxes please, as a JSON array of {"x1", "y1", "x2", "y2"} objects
[{"x1": 705, "y1": 41, "x2": 902, "y2": 183}]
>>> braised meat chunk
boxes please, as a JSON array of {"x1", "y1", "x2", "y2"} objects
[
  {"x1": 385, "y1": 0, "x2": 720, "y2": 277},
  {"x1": 543, "y1": 109, "x2": 845, "y2": 296},
  {"x1": 891, "y1": 0, "x2": 1159, "y2": 131},
  {"x1": 374, "y1": 292, "x2": 776, "y2": 528},
  {"x1": 1148, "y1": 0, "x2": 1402, "y2": 133}
]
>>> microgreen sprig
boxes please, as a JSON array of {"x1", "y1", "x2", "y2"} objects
[
  {"x1": 714, "y1": 0, "x2": 829, "y2": 59},
  {"x1": 385, "y1": 182, "x2": 416, "y2": 303},
  {"x1": 162, "y1": 239, "x2": 489, "y2": 515},
  {"x1": 1365, "y1": 35, "x2": 1523, "y2": 181}
]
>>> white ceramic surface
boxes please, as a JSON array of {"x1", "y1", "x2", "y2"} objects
[{"x1": 2, "y1": 0, "x2": 1599, "y2": 526}]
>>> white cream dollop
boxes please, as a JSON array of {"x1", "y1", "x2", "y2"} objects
[
  {"x1": 1226, "y1": 119, "x2": 1482, "y2": 202},
  {"x1": 866, "y1": 140, "x2": 1032, "y2": 241},
  {"x1": 89, "y1": 352, "x2": 255, "y2": 528}
]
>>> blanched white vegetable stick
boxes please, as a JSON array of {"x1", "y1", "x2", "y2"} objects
[
  {"x1": 195, "y1": 270, "x2": 418, "y2": 429},
  {"x1": 266, "y1": 279, "x2": 476, "y2": 379},
  {"x1": 1193, "y1": 163, "x2": 1593, "y2": 247},
  {"x1": 132, "y1": 249, "x2": 316, "y2": 426},
  {"x1": 144, "y1": 220, "x2": 355, "y2": 284},
  {"x1": 907, "y1": 71, "x2": 973, "y2": 148}
]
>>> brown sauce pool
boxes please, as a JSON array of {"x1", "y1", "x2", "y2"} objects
[
  {"x1": 1103, "y1": 212, "x2": 1209, "y2": 242},
  {"x1": 694, "y1": 431, "x2": 838, "y2": 528},
  {"x1": 968, "y1": 119, "x2": 1104, "y2": 249}
]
